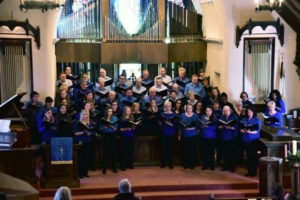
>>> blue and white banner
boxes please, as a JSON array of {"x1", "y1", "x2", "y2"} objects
[{"x1": 51, "y1": 138, "x2": 73, "y2": 165}]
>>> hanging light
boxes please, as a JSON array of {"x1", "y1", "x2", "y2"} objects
[
  {"x1": 19, "y1": 0, "x2": 66, "y2": 13},
  {"x1": 255, "y1": 0, "x2": 284, "y2": 12}
]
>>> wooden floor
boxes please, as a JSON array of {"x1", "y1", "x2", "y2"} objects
[{"x1": 38, "y1": 163, "x2": 261, "y2": 200}]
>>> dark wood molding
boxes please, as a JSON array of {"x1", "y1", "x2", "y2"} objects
[
  {"x1": 0, "y1": 18, "x2": 40, "y2": 49},
  {"x1": 295, "y1": 28, "x2": 300, "y2": 74},
  {"x1": 236, "y1": 18, "x2": 284, "y2": 48}
]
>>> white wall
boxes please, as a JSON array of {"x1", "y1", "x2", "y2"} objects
[
  {"x1": 195, "y1": 0, "x2": 298, "y2": 112},
  {"x1": 0, "y1": 0, "x2": 61, "y2": 102}
]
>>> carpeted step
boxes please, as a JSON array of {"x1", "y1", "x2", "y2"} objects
[{"x1": 39, "y1": 189, "x2": 260, "y2": 200}]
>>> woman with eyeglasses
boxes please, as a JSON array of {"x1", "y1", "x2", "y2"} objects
[
  {"x1": 159, "y1": 102, "x2": 178, "y2": 169},
  {"x1": 240, "y1": 106, "x2": 261, "y2": 177},
  {"x1": 178, "y1": 103, "x2": 199, "y2": 169},
  {"x1": 173, "y1": 99, "x2": 184, "y2": 117}
]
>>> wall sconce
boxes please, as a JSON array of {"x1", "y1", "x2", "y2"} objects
[
  {"x1": 19, "y1": 0, "x2": 65, "y2": 13},
  {"x1": 255, "y1": 0, "x2": 284, "y2": 12}
]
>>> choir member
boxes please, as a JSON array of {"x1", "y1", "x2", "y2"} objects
[
  {"x1": 146, "y1": 98, "x2": 161, "y2": 135},
  {"x1": 266, "y1": 89, "x2": 286, "y2": 114},
  {"x1": 79, "y1": 73, "x2": 94, "y2": 92},
  {"x1": 171, "y1": 83, "x2": 184, "y2": 98},
  {"x1": 234, "y1": 100, "x2": 246, "y2": 166},
  {"x1": 202, "y1": 78, "x2": 212, "y2": 96},
  {"x1": 132, "y1": 77, "x2": 147, "y2": 101},
  {"x1": 142, "y1": 69, "x2": 152, "y2": 84},
  {"x1": 56, "y1": 104, "x2": 73, "y2": 138},
  {"x1": 164, "y1": 90, "x2": 177, "y2": 110},
  {"x1": 120, "y1": 89, "x2": 138, "y2": 109},
  {"x1": 240, "y1": 106, "x2": 261, "y2": 177},
  {"x1": 199, "y1": 106, "x2": 218, "y2": 171},
  {"x1": 178, "y1": 104, "x2": 199, "y2": 169},
  {"x1": 95, "y1": 78, "x2": 111, "y2": 103},
  {"x1": 151, "y1": 77, "x2": 168, "y2": 99},
  {"x1": 73, "y1": 109, "x2": 94, "y2": 179},
  {"x1": 112, "y1": 100, "x2": 122, "y2": 119},
  {"x1": 212, "y1": 100, "x2": 222, "y2": 117},
  {"x1": 186, "y1": 91, "x2": 198, "y2": 109},
  {"x1": 102, "y1": 91, "x2": 119, "y2": 109},
  {"x1": 198, "y1": 68, "x2": 206, "y2": 83},
  {"x1": 25, "y1": 91, "x2": 43, "y2": 144},
  {"x1": 211, "y1": 87, "x2": 220, "y2": 102},
  {"x1": 55, "y1": 89, "x2": 71, "y2": 107},
  {"x1": 263, "y1": 101, "x2": 283, "y2": 127},
  {"x1": 184, "y1": 74, "x2": 206, "y2": 99},
  {"x1": 240, "y1": 91, "x2": 253, "y2": 108},
  {"x1": 173, "y1": 99, "x2": 184, "y2": 117},
  {"x1": 195, "y1": 101, "x2": 204, "y2": 118},
  {"x1": 56, "y1": 71, "x2": 73, "y2": 94},
  {"x1": 38, "y1": 109, "x2": 58, "y2": 144},
  {"x1": 119, "y1": 106, "x2": 136, "y2": 171},
  {"x1": 132, "y1": 102, "x2": 143, "y2": 136},
  {"x1": 155, "y1": 67, "x2": 172, "y2": 87},
  {"x1": 38, "y1": 108, "x2": 58, "y2": 177},
  {"x1": 212, "y1": 100, "x2": 223, "y2": 166},
  {"x1": 99, "y1": 106, "x2": 118, "y2": 174},
  {"x1": 142, "y1": 88, "x2": 162, "y2": 110},
  {"x1": 218, "y1": 106, "x2": 238, "y2": 172},
  {"x1": 115, "y1": 75, "x2": 130, "y2": 101},
  {"x1": 159, "y1": 102, "x2": 178, "y2": 169},
  {"x1": 172, "y1": 67, "x2": 190, "y2": 94},
  {"x1": 99, "y1": 68, "x2": 111, "y2": 81},
  {"x1": 65, "y1": 66, "x2": 78, "y2": 85},
  {"x1": 219, "y1": 92, "x2": 234, "y2": 111},
  {"x1": 37, "y1": 97, "x2": 58, "y2": 121},
  {"x1": 73, "y1": 81, "x2": 92, "y2": 107}
]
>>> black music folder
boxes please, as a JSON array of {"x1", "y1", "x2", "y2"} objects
[
  {"x1": 156, "y1": 89, "x2": 168, "y2": 97},
  {"x1": 77, "y1": 122, "x2": 96, "y2": 131},
  {"x1": 261, "y1": 112, "x2": 280, "y2": 123},
  {"x1": 176, "y1": 79, "x2": 191, "y2": 88},
  {"x1": 95, "y1": 89, "x2": 109, "y2": 98},
  {"x1": 100, "y1": 119, "x2": 119, "y2": 126},
  {"x1": 142, "y1": 81, "x2": 154, "y2": 88},
  {"x1": 42, "y1": 121, "x2": 58, "y2": 127},
  {"x1": 239, "y1": 121, "x2": 259, "y2": 131},
  {"x1": 179, "y1": 121, "x2": 197, "y2": 129},
  {"x1": 66, "y1": 75, "x2": 80, "y2": 81},
  {"x1": 115, "y1": 85, "x2": 132, "y2": 94},
  {"x1": 198, "y1": 119, "x2": 212, "y2": 126},
  {"x1": 218, "y1": 119, "x2": 237, "y2": 126},
  {"x1": 160, "y1": 115, "x2": 178, "y2": 123}
]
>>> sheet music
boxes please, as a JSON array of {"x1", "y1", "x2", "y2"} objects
[{"x1": 0, "y1": 120, "x2": 11, "y2": 132}]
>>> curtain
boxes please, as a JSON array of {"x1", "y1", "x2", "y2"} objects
[
  {"x1": 245, "y1": 43, "x2": 271, "y2": 99},
  {"x1": 0, "y1": 46, "x2": 25, "y2": 103}
]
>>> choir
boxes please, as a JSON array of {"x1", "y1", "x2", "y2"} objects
[{"x1": 25, "y1": 67, "x2": 286, "y2": 178}]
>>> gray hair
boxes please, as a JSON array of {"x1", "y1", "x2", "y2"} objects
[
  {"x1": 118, "y1": 179, "x2": 131, "y2": 193},
  {"x1": 53, "y1": 186, "x2": 72, "y2": 200}
]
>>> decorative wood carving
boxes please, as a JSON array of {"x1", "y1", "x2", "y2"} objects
[
  {"x1": 0, "y1": 18, "x2": 40, "y2": 49},
  {"x1": 236, "y1": 18, "x2": 284, "y2": 48}
]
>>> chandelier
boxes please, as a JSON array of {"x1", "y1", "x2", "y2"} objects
[
  {"x1": 19, "y1": 0, "x2": 65, "y2": 13},
  {"x1": 255, "y1": 0, "x2": 284, "y2": 12}
]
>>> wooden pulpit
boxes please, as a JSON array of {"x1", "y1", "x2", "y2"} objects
[{"x1": 41, "y1": 144, "x2": 80, "y2": 189}]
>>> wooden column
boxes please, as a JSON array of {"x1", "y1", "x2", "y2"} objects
[{"x1": 290, "y1": 164, "x2": 300, "y2": 196}]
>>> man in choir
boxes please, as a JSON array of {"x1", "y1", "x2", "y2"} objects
[
  {"x1": 142, "y1": 69, "x2": 152, "y2": 84},
  {"x1": 151, "y1": 77, "x2": 168, "y2": 98},
  {"x1": 171, "y1": 83, "x2": 184, "y2": 98},
  {"x1": 142, "y1": 87, "x2": 162, "y2": 110},
  {"x1": 37, "y1": 96, "x2": 58, "y2": 121},
  {"x1": 102, "y1": 91, "x2": 119, "y2": 108},
  {"x1": 155, "y1": 67, "x2": 172, "y2": 87},
  {"x1": 120, "y1": 89, "x2": 138, "y2": 109},
  {"x1": 164, "y1": 90, "x2": 177, "y2": 109},
  {"x1": 95, "y1": 78, "x2": 111, "y2": 103},
  {"x1": 115, "y1": 75, "x2": 129, "y2": 101},
  {"x1": 99, "y1": 68, "x2": 111, "y2": 80},
  {"x1": 56, "y1": 71, "x2": 73, "y2": 94},
  {"x1": 172, "y1": 67, "x2": 190, "y2": 93},
  {"x1": 184, "y1": 74, "x2": 206, "y2": 99},
  {"x1": 132, "y1": 77, "x2": 147, "y2": 100},
  {"x1": 65, "y1": 66, "x2": 77, "y2": 83},
  {"x1": 198, "y1": 68, "x2": 206, "y2": 84},
  {"x1": 73, "y1": 81, "x2": 92, "y2": 106},
  {"x1": 25, "y1": 91, "x2": 44, "y2": 144},
  {"x1": 80, "y1": 73, "x2": 94, "y2": 92}
]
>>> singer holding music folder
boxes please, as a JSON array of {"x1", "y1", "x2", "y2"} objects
[
  {"x1": 218, "y1": 106, "x2": 238, "y2": 173},
  {"x1": 73, "y1": 109, "x2": 94, "y2": 179},
  {"x1": 240, "y1": 106, "x2": 261, "y2": 177},
  {"x1": 159, "y1": 102, "x2": 178, "y2": 169},
  {"x1": 99, "y1": 107, "x2": 118, "y2": 174},
  {"x1": 178, "y1": 103, "x2": 199, "y2": 169},
  {"x1": 263, "y1": 101, "x2": 283, "y2": 127},
  {"x1": 199, "y1": 106, "x2": 218, "y2": 171},
  {"x1": 119, "y1": 106, "x2": 136, "y2": 171}
]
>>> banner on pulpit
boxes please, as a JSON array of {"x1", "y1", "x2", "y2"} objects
[{"x1": 51, "y1": 137, "x2": 73, "y2": 165}]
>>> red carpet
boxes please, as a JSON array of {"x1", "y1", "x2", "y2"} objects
[{"x1": 38, "y1": 165, "x2": 260, "y2": 200}]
